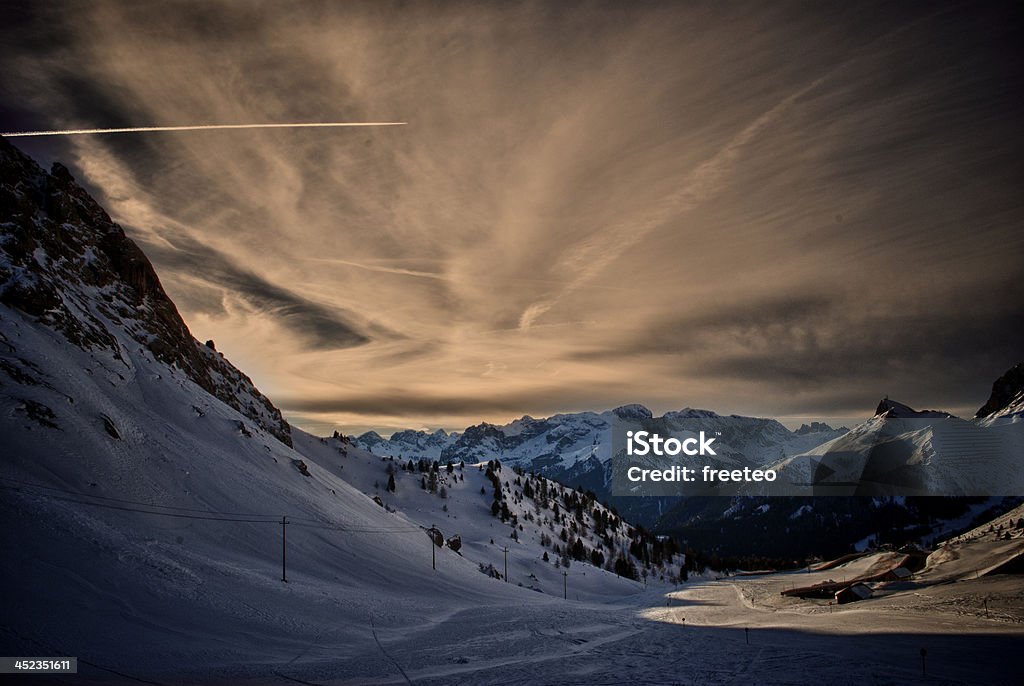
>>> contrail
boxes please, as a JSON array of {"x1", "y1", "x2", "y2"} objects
[
  {"x1": 306, "y1": 257, "x2": 448, "y2": 281},
  {"x1": 1, "y1": 122, "x2": 406, "y2": 137}
]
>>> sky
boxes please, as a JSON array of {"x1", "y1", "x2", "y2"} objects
[{"x1": 1, "y1": 1, "x2": 1022, "y2": 436}]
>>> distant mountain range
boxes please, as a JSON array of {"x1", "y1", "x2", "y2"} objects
[
  {"x1": 356, "y1": 406, "x2": 848, "y2": 468},
  {"x1": 354, "y1": 407, "x2": 849, "y2": 525},
  {"x1": 355, "y1": 363, "x2": 1024, "y2": 556}
]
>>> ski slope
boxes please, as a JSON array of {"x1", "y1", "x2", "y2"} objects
[{"x1": 0, "y1": 301, "x2": 655, "y2": 683}]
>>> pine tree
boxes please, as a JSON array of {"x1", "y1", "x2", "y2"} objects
[{"x1": 387, "y1": 474, "x2": 396, "y2": 492}]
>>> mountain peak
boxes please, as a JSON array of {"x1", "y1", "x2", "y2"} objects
[
  {"x1": 665, "y1": 408, "x2": 721, "y2": 420},
  {"x1": 794, "y1": 421, "x2": 842, "y2": 435},
  {"x1": 976, "y1": 362, "x2": 1024, "y2": 419},
  {"x1": 873, "y1": 398, "x2": 953, "y2": 420},
  {"x1": 611, "y1": 404, "x2": 652, "y2": 420}
]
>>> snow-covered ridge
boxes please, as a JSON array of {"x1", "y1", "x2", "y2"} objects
[{"x1": 0, "y1": 138, "x2": 290, "y2": 444}]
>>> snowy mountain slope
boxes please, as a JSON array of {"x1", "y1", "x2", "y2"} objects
[
  {"x1": 293, "y1": 432, "x2": 680, "y2": 597},
  {"x1": 1, "y1": 301, "x2": 568, "y2": 677},
  {"x1": 920, "y1": 502, "x2": 1024, "y2": 582},
  {"x1": 0, "y1": 138, "x2": 290, "y2": 445},
  {"x1": 762, "y1": 385, "x2": 1024, "y2": 497}
]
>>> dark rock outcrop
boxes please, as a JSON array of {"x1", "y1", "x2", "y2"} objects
[
  {"x1": 0, "y1": 137, "x2": 291, "y2": 445},
  {"x1": 976, "y1": 362, "x2": 1024, "y2": 418}
]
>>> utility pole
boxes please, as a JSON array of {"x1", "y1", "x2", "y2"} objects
[
  {"x1": 430, "y1": 525, "x2": 437, "y2": 570},
  {"x1": 563, "y1": 570, "x2": 568, "y2": 599},
  {"x1": 281, "y1": 515, "x2": 288, "y2": 582},
  {"x1": 502, "y1": 546, "x2": 509, "y2": 582}
]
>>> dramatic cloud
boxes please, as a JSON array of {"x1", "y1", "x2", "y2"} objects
[
  {"x1": 140, "y1": 233, "x2": 370, "y2": 350},
  {"x1": 2, "y1": 1, "x2": 1021, "y2": 433}
]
